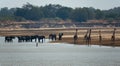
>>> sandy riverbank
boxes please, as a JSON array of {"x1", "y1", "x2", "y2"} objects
[
  {"x1": 51, "y1": 37, "x2": 120, "y2": 47},
  {"x1": 0, "y1": 27, "x2": 120, "y2": 46}
]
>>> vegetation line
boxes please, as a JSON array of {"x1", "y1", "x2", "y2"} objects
[{"x1": 0, "y1": 3, "x2": 120, "y2": 22}]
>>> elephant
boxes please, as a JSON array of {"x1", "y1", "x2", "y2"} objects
[
  {"x1": 17, "y1": 36, "x2": 31, "y2": 42},
  {"x1": 5, "y1": 35, "x2": 46, "y2": 43},
  {"x1": 37, "y1": 35, "x2": 45, "y2": 43},
  {"x1": 5, "y1": 36, "x2": 15, "y2": 42},
  {"x1": 30, "y1": 35, "x2": 38, "y2": 42},
  {"x1": 49, "y1": 34, "x2": 56, "y2": 41},
  {"x1": 58, "y1": 33, "x2": 63, "y2": 40}
]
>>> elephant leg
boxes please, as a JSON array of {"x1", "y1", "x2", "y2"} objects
[
  {"x1": 42, "y1": 39, "x2": 43, "y2": 43},
  {"x1": 38, "y1": 39, "x2": 40, "y2": 42}
]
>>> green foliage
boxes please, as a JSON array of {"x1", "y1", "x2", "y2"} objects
[
  {"x1": 95, "y1": 9, "x2": 104, "y2": 19},
  {"x1": 41, "y1": 4, "x2": 61, "y2": 18},
  {"x1": 56, "y1": 7, "x2": 73, "y2": 20},
  {"x1": 0, "y1": 3, "x2": 120, "y2": 22},
  {"x1": 70, "y1": 7, "x2": 96, "y2": 22},
  {"x1": 0, "y1": 7, "x2": 16, "y2": 21},
  {"x1": 14, "y1": 3, "x2": 44, "y2": 21}
]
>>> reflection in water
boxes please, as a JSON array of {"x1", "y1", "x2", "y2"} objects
[{"x1": 0, "y1": 37, "x2": 120, "y2": 66}]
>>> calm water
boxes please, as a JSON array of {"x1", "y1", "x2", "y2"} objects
[{"x1": 0, "y1": 37, "x2": 120, "y2": 66}]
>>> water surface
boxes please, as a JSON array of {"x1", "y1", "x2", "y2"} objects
[{"x1": 0, "y1": 37, "x2": 120, "y2": 66}]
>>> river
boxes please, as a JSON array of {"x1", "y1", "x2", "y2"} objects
[{"x1": 0, "y1": 37, "x2": 120, "y2": 66}]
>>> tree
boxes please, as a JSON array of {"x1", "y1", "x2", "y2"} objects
[
  {"x1": 14, "y1": 3, "x2": 44, "y2": 21},
  {"x1": 95, "y1": 9, "x2": 104, "y2": 19},
  {"x1": 0, "y1": 7, "x2": 15, "y2": 21},
  {"x1": 42, "y1": 4, "x2": 62, "y2": 18},
  {"x1": 56, "y1": 7, "x2": 73, "y2": 20},
  {"x1": 70, "y1": 8, "x2": 89, "y2": 22},
  {"x1": 1, "y1": 3, "x2": 120, "y2": 22},
  {"x1": 87, "y1": 7, "x2": 96, "y2": 19}
]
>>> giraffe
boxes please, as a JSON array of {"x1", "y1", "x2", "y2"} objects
[
  {"x1": 111, "y1": 28, "x2": 116, "y2": 44},
  {"x1": 73, "y1": 29, "x2": 78, "y2": 44},
  {"x1": 99, "y1": 30, "x2": 102, "y2": 43},
  {"x1": 87, "y1": 29, "x2": 92, "y2": 45},
  {"x1": 84, "y1": 29, "x2": 91, "y2": 45},
  {"x1": 84, "y1": 29, "x2": 89, "y2": 41}
]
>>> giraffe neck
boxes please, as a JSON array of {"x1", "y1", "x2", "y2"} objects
[
  {"x1": 113, "y1": 28, "x2": 116, "y2": 36},
  {"x1": 88, "y1": 29, "x2": 91, "y2": 37},
  {"x1": 99, "y1": 30, "x2": 101, "y2": 36}
]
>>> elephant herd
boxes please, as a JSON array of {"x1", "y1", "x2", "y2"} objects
[
  {"x1": 5, "y1": 35, "x2": 45, "y2": 43},
  {"x1": 17, "y1": 35, "x2": 45, "y2": 42},
  {"x1": 5, "y1": 33, "x2": 64, "y2": 43}
]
